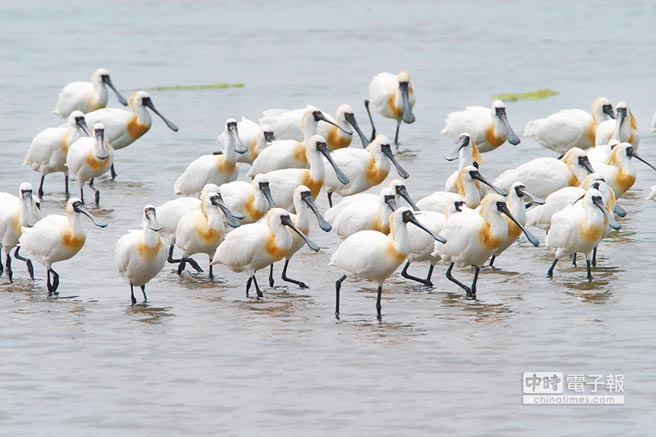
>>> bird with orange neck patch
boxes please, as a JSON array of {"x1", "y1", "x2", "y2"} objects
[
  {"x1": 249, "y1": 107, "x2": 349, "y2": 176},
  {"x1": 115, "y1": 206, "x2": 167, "y2": 305},
  {"x1": 433, "y1": 194, "x2": 539, "y2": 298},
  {"x1": 84, "y1": 90, "x2": 178, "y2": 179},
  {"x1": 24, "y1": 111, "x2": 90, "y2": 197},
  {"x1": 366, "y1": 71, "x2": 416, "y2": 146},
  {"x1": 330, "y1": 208, "x2": 445, "y2": 318},
  {"x1": 268, "y1": 185, "x2": 332, "y2": 289},
  {"x1": 595, "y1": 102, "x2": 640, "y2": 150},
  {"x1": 260, "y1": 135, "x2": 349, "y2": 212},
  {"x1": 18, "y1": 198, "x2": 106, "y2": 296},
  {"x1": 546, "y1": 188, "x2": 621, "y2": 282},
  {"x1": 323, "y1": 135, "x2": 409, "y2": 207},
  {"x1": 217, "y1": 117, "x2": 275, "y2": 165},
  {"x1": 487, "y1": 182, "x2": 544, "y2": 268},
  {"x1": 218, "y1": 174, "x2": 277, "y2": 224},
  {"x1": 417, "y1": 165, "x2": 505, "y2": 213},
  {"x1": 594, "y1": 142, "x2": 656, "y2": 198},
  {"x1": 66, "y1": 122, "x2": 113, "y2": 206},
  {"x1": 493, "y1": 147, "x2": 595, "y2": 200},
  {"x1": 442, "y1": 100, "x2": 520, "y2": 153},
  {"x1": 0, "y1": 182, "x2": 41, "y2": 282},
  {"x1": 173, "y1": 191, "x2": 242, "y2": 279},
  {"x1": 174, "y1": 118, "x2": 247, "y2": 196},
  {"x1": 53, "y1": 68, "x2": 127, "y2": 117},
  {"x1": 444, "y1": 133, "x2": 484, "y2": 194},
  {"x1": 212, "y1": 208, "x2": 320, "y2": 298}
]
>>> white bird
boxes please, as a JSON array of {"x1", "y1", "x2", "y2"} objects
[
  {"x1": 324, "y1": 179, "x2": 418, "y2": 223},
  {"x1": 172, "y1": 191, "x2": 242, "y2": 278},
  {"x1": 524, "y1": 97, "x2": 615, "y2": 154},
  {"x1": 487, "y1": 182, "x2": 545, "y2": 268},
  {"x1": 493, "y1": 147, "x2": 595, "y2": 200},
  {"x1": 24, "y1": 111, "x2": 90, "y2": 197},
  {"x1": 366, "y1": 71, "x2": 416, "y2": 145},
  {"x1": 174, "y1": 118, "x2": 247, "y2": 196},
  {"x1": 330, "y1": 208, "x2": 444, "y2": 318},
  {"x1": 594, "y1": 142, "x2": 656, "y2": 198},
  {"x1": 262, "y1": 135, "x2": 350, "y2": 211},
  {"x1": 647, "y1": 184, "x2": 656, "y2": 200},
  {"x1": 268, "y1": 185, "x2": 333, "y2": 288},
  {"x1": 18, "y1": 198, "x2": 107, "y2": 295},
  {"x1": 400, "y1": 201, "x2": 465, "y2": 286},
  {"x1": 444, "y1": 133, "x2": 484, "y2": 193},
  {"x1": 433, "y1": 194, "x2": 539, "y2": 298},
  {"x1": 53, "y1": 68, "x2": 127, "y2": 117},
  {"x1": 652, "y1": 112, "x2": 656, "y2": 133},
  {"x1": 417, "y1": 165, "x2": 505, "y2": 213},
  {"x1": 115, "y1": 205, "x2": 167, "y2": 305},
  {"x1": 259, "y1": 104, "x2": 368, "y2": 150},
  {"x1": 595, "y1": 102, "x2": 640, "y2": 149},
  {"x1": 218, "y1": 174, "x2": 277, "y2": 224},
  {"x1": 546, "y1": 188, "x2": 620, "y2": 282},
  {"x1": 84, "y1": 91, "x2": 178, "y2": 179},
  {"x1": 0, "y1": 182, "x2": 40, "y2": 282},
  {"x1": 217, "y1": 117, "x2": 275, "y2": 165},
  {"x1": 211, "y1": 208, "x2": 320, "y2": 298},
  {"x1": 323, "y1": 134, "x2": 409, "y2": 206},
  {"x1": 329, "y1": 187, "x2": 398, "y2": 239},
  {"x1": 66, "y1": 122, "x2": 113, "y2": 206},
  {"x1": 442, "y1": 100, "x2": 520, "y2": 153},
  {"x1": 248, "y1": 107, "x2": 349, "y2": 176}
]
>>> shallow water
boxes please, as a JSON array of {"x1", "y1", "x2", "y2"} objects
[{"x1": 1, "y1": 0, "x2": 655, "y2": 435}]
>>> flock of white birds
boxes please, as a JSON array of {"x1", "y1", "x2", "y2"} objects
[{"x1": 1, "y1": 68, "x2": 655, "y2": 318}]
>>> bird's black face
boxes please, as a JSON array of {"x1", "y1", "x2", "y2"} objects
[
  {"x1": 384, "y1": 195, "x2": 397, "y2": 211},
  {"x1": 626, "y1": 146, "x2": 633, "y2": 157},
  {"x1": 73, "y1": 200, "x2": 84, "y2": 213},
  {"x1": 401, "y1": 209, "x2": 414, "y2": 223},
  {"x1": 454, "y1": 201, "x2": 465, "y2": 212},
  {"x1": 495, "y1": 106, "x2": 506, "y2": 116},
  {"x1": 312, "y1": 111, "x2": 323, "y2": 122},
  {"x1": 602, "y1": 104, "x2": 615, "y2": 119},
  {"x1": 578, "y1": 155, "x2": 595, "y2": 173},
  {"x1": 263, "y1": 130, "x2": 275, "y2": 142},
  {"x1": 227, "y1": 121, "x2": 237, "y2": 129},
  {"x1": 514, "y1": 185, "x2": 526, "y2": 198},
  {"x1": 300, "y1": 190, "x2": 313, "y2": 201},
  {"x1": 315, "y1": 141, "x2": 327, "y2": 151}
]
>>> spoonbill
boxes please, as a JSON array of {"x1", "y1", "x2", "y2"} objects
[
  {"x1": 330, "y1": 208, "x2": 445, "y2": 318},
  {"x1": 595, "y1": 102, "x2": 640, "y2": 149},
  {"x1": 217, "y1": 117, "x2": 275, "y2": 164},
  {"x1": 488, "y1": 182, "x2": 544, "y2": 267},
  {"x1": 18, "y1": 198, "x2": 107, "y2": 295},
  {"x1": 173, "y1": 192, "x2": 241, "y2": 278},
  {"x1": 84, "y1": 91, "x2": 178, "y2": 179},
  {"x1": 329, "y1": 187, "x2": 398, "y2": 239},
  {"x1": 433, "y1": 194, "x2": 539, "y2": 298},
  {"x1": 24, "y1": 111, "x2": 90, "y2": 197},
  {"x1": 493, "y1": 147, "x2": 595, "y2": 200},
  {"x1": 400, "y1": 201, "x2": 464, "y2": 286},
  {"x1": 115, "y1": 206, "x2": 167, "y2": 305},
  {"x1": 53, "y1": 68, "x2": 127, "y2": 117},
  {"x1": 211, "y1": 208, "x2": 320, "y2": 298},
  {"x1": 524, "y1": 97, "x2": 615, "y2": 154},
  {"x1": 417, "y1": 165, "x2": 505, "y2": 213},
  {"x1": 263, "y1": 135, "x2": 349, "y2": 211},
  {"x1": 444, "y1": 133, "x2": 483, "y2": 193},
  {"x1": 268, "y1": 185, "x2": 332, "y2": 288},
  {"x1": 594, "y1": 142, "x2": 656, "y2": 198},
  {"x1": 0, "y1": 183, "x2": 40, "y2": 282},
  {"x1": 546, "y1": 188, "x2": 620, "y2": 282},
  {"x1": 218, "y1": 174, "x2": 276, "y2": 224},
  {"x1": 323, "y1": 135, "x2": 409, "y2": 206},
  {"x1": 249, "y1": 108, "x2": 348, "y2": 176},
  {"x1": 442, "y1": 100, "x2": 520, "y2": 153},
  {"x1": 66, "y1": 122, "x2": 113, "y2": 206},
  {"x1": 174, "y1": 118, "x2": 247, "y2": 196},
  {"x1": 366, "y1": 71, "x2": 416, "y2": 145}
]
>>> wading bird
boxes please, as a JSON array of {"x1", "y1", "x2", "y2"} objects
[
  {"x1": 366, "y1": 71, "x2": 416, "y2": 145},
  {"x1": 0, "y1": 183, "x2": 40, "y2": 281},
  {"x1": 217, "y1": 117, "x2": 275, "y2": 164},
  {"x1": 53, "y1": 68, "x2": 127, "y2": 117},
  {"x1": 66, "y1": 122, "x2": 113, "y2": 206}
]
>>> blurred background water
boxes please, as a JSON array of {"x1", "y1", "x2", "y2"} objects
[{"x1": 1, "y1": 0, "x2": 655, "y2": 435}]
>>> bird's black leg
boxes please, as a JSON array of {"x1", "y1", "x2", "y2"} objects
[
  {"x1": 281, "y1": 258, "x2": 307, "y2": 288},
  {"x1": 401, "y1": 260, "x2": 433, "y2": 286},
  {"x1": 79, "y1": 185, "x2": 85, "y2": 204},
  {"x1": 571, "y1": 253, "x2": 577, "y2": 267},
  {"x1": 592, "y1": 247, "x2": 598, "y2": 267},
  {"x1": 111, "y1": 163, "x2": 118, "y2": 180},
  {"x1": 208, "y1": 256, "x2": 214, "y2": 279},
  {"x1": 167, "y1": 244, "x2": 179, "y2": 263},
  {"x1": 14, "y1": 247, "x2": 34, "y2": 280},
  {"x1": 64, "y1": 174, "x2": 69, "y2": 197},
  {"x1": 488, "y1": 255, "x2": 496, "y2": 267},
  {"x1": 38, "y1": 175, "x2": 45, "y2": 198},
  {"x1": 376, "y1": 285, "x2": 383, "y2": 318},
  {"x1": 547, "y1": 258, "x2": 558, "y2": 278},
  {"x1": 335, "y1": 274, "x2": 347, "y2": 318},
  {"x1": 445, "y1": 262, "x2": 472, "y2": 297},
  {"x1": 49, "y1": 268, "x2": 60, "y2": 295},
  {"x1": 130, "y1": 284, "x2": 136, "y2": 305},
  {"x1": 327, "y1": 192, "x2": 334, "y2": 208},
  {"x1": 470, "y1": 266, "x2": 480, "y2": 298},
  {"x1": 253, "y1": 274, "x2": 263, "y2": 298},
  {"x1": 5, "y1": 251, "x2": 13, "y2": 283},
  {"x1": 394, "y1": 123, "x2": 400, "y2": 147},
  {"x1": 177, "y1": 258, "x2": 187, "y2": 276},
  {"x1": 246, "y1": 276, "x2": 253, "y2": 297},
  {"x1": 269, "y1": 264, "x2": 275, "y2": 287},
  {"x1": 89, "y1": 179, "x2": 100, "y2": 207},
  {"x1": 586, "y1": 260, "x2": 593, "y2": 282},
  {"x1": 186, "y1": 257, "x2": 203, "y2": 272},
  {"x1": 141, "y1": 285, "x2": 148, "y2": 302}
]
